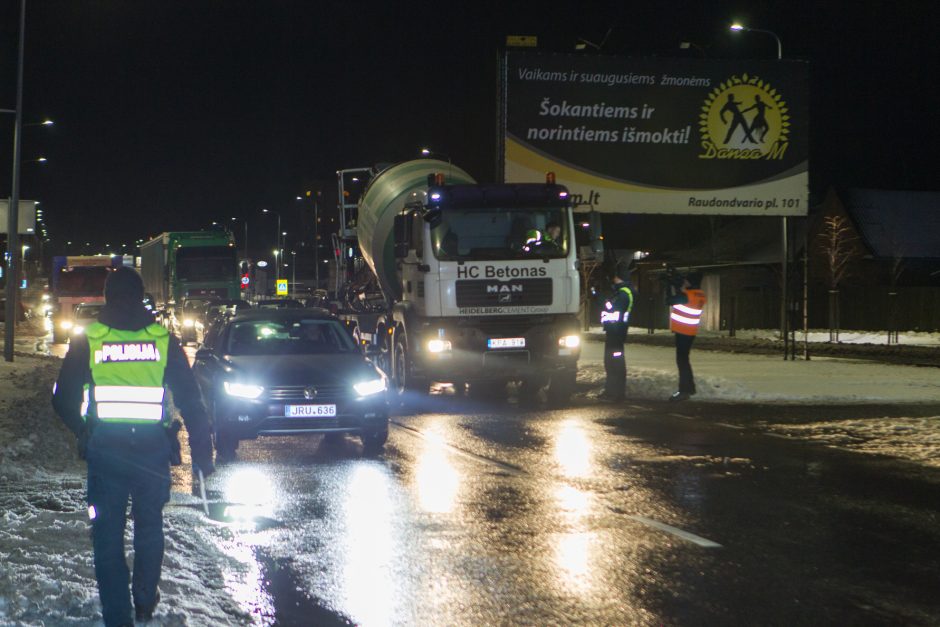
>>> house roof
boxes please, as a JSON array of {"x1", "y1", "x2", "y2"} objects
[{"x1": 844, "y1": 189, "x2": 940, "y2": 259}]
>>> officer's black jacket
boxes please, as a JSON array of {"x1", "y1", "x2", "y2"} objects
[{"x1": 51, "y1": 303, "x2": 213, "y2": 468}]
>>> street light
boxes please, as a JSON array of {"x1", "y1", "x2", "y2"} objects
[
  {"x1": 231, "y1": 216, "x2": 248, "y2": 260},
  {"x1": 262, "y1": 208, "x2": 282, "y2": 282},
  {"x1": 3, "y1": 0, "x2": 26, "y2": 362},
  {"x1": 729, "y1": 23, "x2": 782, "y2": 60},
  {"x1": 291, "y1": 251, "x2": 296, "y2": 297},
  {"x1": 730, "y1": 21, "x2": 788, "y2": 353}
]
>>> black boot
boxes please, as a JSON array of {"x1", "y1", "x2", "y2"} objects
[{"x1": 135, "y1": 589, "x2": 160, "y2": 621}]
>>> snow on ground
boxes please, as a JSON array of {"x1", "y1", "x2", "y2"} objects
[
  {"x1": 733, "y1": 328, "x2": 940, "y2": 346},
  {"x1": 0, "y1": 356, "x2": 250, "y2": 625},
  {"x1": 763, "y1": 417, "x2": 940, "y2": 468}
]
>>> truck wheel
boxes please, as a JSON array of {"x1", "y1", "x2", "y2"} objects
[
  {"x1": 360, "y1": 428, "x2": 389, "y2": 456},
  {"x1": 547, "y1": 368, "x2": 577, "y2": 404},
  {"x1": 393, "y1": 338, "x2": 427, "y2": 398}
]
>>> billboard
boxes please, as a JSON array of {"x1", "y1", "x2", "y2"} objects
[
  {"x1": 501, "y1": 52, "x2": 809, "y2": 216},
  {"x1": 0, "y1": 200, "x2": 37, "y2": 235}
]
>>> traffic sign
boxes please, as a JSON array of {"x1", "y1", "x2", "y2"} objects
[{"x1": 276, "y1": 279, "x2": 288, "y2": 296}]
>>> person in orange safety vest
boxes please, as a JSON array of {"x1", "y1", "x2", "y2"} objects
[{"x1": 666, "y1": 271, "x2": 706, "y2": 402}]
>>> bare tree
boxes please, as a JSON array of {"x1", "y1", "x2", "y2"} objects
[
  {"x1": 816, "y1": 215, "x2": 860, "y2": 342},
  {"x1": 578, "y1": 257, "x2": 605, "y2": 331}
]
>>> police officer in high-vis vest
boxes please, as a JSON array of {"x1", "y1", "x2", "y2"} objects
[
  {"x1": 52, "y1": 267, "x2": 214, "y2": 626},
  {"x1": 666, "y1": 271, "x2": 707, "y2": 402},
  {"x1": 599, "y1": 260, "x2": 635, "y2": 401}
]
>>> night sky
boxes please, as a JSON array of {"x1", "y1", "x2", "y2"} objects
[{"x1": 1, "y1": 0, "x2": 938, "y2": 259}]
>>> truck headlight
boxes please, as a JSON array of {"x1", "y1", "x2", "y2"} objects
[
  {"x1": 224, "y1": 381, "x2": 264, "y2": 399},
  {"x1": 558, "y1": 335, "x2": 580, "y2": 348},
  {"x1": 183, "y1": 318, "x2": 195, "y2": 328},
  {"x1": 60, "y1": 320, "x2": 74, "y2": 330},
  {"x1": 354, "y1": 378, "x2": 387, "y2": 397},
  {"x1": 427, "y1": 339, "x2": 452, "y2": 353}
]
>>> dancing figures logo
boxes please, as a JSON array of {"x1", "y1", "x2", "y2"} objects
[{"x1": 699, "y1": 74, "x2": 790, "y2": 160}]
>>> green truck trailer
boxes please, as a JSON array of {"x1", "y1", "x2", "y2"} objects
[{"x1": 139, "y1": 230, "x2": 239, "y2": 311}]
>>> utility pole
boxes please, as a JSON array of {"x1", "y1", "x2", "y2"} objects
[{"x1": 4, "y1": 0, "x2": 26, "y2": 362}]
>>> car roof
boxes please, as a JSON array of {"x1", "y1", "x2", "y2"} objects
[{"x1": 226, "y1": 307, "x2": 336, "y2": 323}]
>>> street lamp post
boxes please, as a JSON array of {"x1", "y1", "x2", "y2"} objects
[
  {"x1": 3, "y1": 0, "x2": 26, "y2": 362},
  {"x1": 262, "y1": 209, "x2": 281, "y2": 282},
  {"x1": 730, "y1": 22, "x2": 789, "y2": 357},
  {"x1": 291, "y1": 251, "x2": 296, "y2": 297}
]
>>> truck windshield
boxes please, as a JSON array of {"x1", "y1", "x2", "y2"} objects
[
  {"x1": 176, "y1": 247, "x2": 237, "y2": 282},
  {"x1": 55, "y1": 267, "x2": 110, "y2": 297},
  {"x1": 430, "y1": 208, "x2": 568, "y2": 260}
]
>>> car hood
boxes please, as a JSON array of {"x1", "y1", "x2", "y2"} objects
[{"x1": 220, "y1": 353, "x2": 382, "y2": 387}]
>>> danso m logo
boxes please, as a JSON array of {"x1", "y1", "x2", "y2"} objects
[{"x1": 699, "y1": 74, "x2": 790, "y2": 161}]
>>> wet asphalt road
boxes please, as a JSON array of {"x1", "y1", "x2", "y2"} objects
[
  {"x1": 174, "y1": 385, "x2": 940, "y2": 627},
  {"x1": 33, "y1": 333, "x2": 940, "y2": 624}
]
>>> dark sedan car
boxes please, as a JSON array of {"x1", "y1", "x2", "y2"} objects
[{"x1": 192, "y1": 309, "x2": 389, "y2": 458}]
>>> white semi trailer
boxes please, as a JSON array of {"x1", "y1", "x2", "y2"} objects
[{"x1": 335, "y1": 159, "x2": 581, "y2": 402}]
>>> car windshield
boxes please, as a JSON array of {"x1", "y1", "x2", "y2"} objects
[
  {"x1": 430, "y1": 207, "x2": 568, "y2": 260},
  {"x1": 183, "y1": 299, "x2": 214, "y2": 313},
  {"x1": 74, "y1": 304, "x2": 104, "y2": 319},
  {"x1": 226, "y1": 318, "x2": 357, "y2": 356}
]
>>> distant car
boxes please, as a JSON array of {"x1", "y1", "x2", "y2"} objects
[
  {"x1": 192, "y1": 309, "x2": 389, "y2": 458},
  {"x1": 178, "y1": 297, "x2": 216, "y2": 345},
  {"x1": 255, "y1": 299, "x2": 304, "y2": 310},
  {"x1": 63, "y1": 302, "x2": 105, "y2": 338},
  {"x1": 198, "y1": 299, "x2": 252, "y2": 344}
]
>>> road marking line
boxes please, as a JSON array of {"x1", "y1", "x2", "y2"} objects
[
  {"x1": 628, "y1": 404, "x2": 648, "y2": 411},
  {"x1": 715, "y1": 422, "x2": 744, "y2": 430},
  {"x1": 669, "y1": 413, "x2": 695, "y2": 420},
  {"x1": 765, "y1": 433, "x2": 791, "y2": 440},
  {"x1": 391, "y1": 421, "x2": 526, "y2": 476},
  {"x1": 626, "y1": 514, "x2": 723, "y2": 548}
]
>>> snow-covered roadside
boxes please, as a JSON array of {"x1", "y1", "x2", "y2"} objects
[
  {"x1": 0, "y1": 356, "x2": 250, "y2": 625},
  {"x1": 576, "y1": 357, "x2": 940, "y2": 468}
]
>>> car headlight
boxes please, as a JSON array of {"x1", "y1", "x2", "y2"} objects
[
  {"x1": 60, "y1": 320, "x2": 73, "y2": 330},
  {"x1": 183, "y1": 318, "x2": 195, "y2": 328},
  {"x1": 427, "y1": 339, "x2": 452, "y2": 353},
  {"x1": 224, "y1": 381, "x2": 264, "y2": 399},
  {"x1": 354, "y1": 378, "x2": 387, "y2": 397},
  {"x1": 558, "y1": 334, "x2": 580, "y2": 348},
  {"x1": 72, "y1": 325, "x2": 85, "y2": 335}
]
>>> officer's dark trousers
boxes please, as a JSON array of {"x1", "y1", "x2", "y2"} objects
[
  {"x1": 87, "y1": 444, "x2": 170, "y2": 626},
  {"x1": 675, "y1": 332, "x2": 696, "y2": 394},
  {"x1": 603, "y1": 327, "x2": 628, "y2": 398}
]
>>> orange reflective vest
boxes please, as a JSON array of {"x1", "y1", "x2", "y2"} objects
[{"x1": 670, "y1": 289, "x2": 706, "y2": 336}]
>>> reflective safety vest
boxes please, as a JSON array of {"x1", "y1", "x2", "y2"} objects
[
  {"x1": 83, "y1": 322, "x2": 170, "y2": 425},
  {"x1": 670, "y1": 289, "x2": 707, "y2": 336},
  {"x1": 601, "y1": 284, "x2": 635, "y2": 325}
]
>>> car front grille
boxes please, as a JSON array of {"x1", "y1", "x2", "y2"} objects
[{"x1": 266, "y1": 384, "x2": 349, "y2": 402}]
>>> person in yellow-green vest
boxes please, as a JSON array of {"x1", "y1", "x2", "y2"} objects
[
  {"x1": 598, "y1": 260, "x2": 636, "y2": 402},
  {"x1": 52, "y1": 267, "x2": 214, "y2": 626}
]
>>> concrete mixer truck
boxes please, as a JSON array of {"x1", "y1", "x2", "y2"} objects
[{"x1": 334, "y1": 159, "x2": 581, "y2": 402}]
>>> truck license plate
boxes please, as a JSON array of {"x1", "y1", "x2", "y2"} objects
[
  {"x1": 488, "y1": 337, "x2": 525, "y2": 349},
  {"x1": 285, "y1": 404, "x2": 337, "y2": 417}
]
